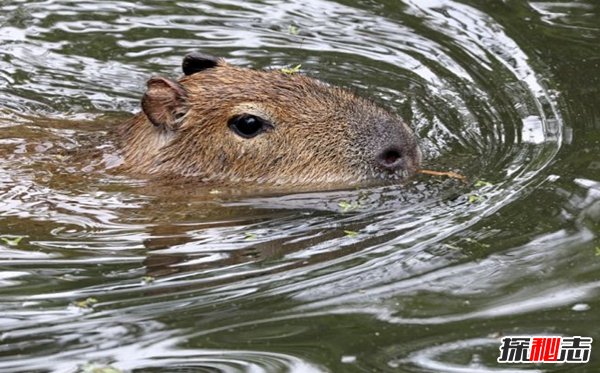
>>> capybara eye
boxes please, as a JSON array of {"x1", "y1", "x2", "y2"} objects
[{"x1": 228, "y1": 115, "x2": 270, "y2": 139}]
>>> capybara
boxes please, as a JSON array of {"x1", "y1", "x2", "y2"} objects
[{"x1": 120, "y1": 53, "x2": 421, "y2": 186}]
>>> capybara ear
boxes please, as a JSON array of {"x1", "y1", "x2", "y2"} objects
[
  {"x1": 141, "y1": 76, "x2": 188, "y2": 131},
  {"x1": 182, "y1": 52, "x2": 222, "y2": 76}
]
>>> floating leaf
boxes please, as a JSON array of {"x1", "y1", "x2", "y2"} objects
[
  {"x1": 73, "y1": 297, "x2": 98, "y2": 309},
  {"x1": 0, "y1": 235, "x2": 24, "y2": 246},
  {"x1": 344, "y1": 230, "x2": 359, "y2": 238},
  {"x1": 80, "y1": 363, "x2": 122, "y2": 373},
  {"x1": 338, "y1": 200, "x2": 359, "y2": 213},
  {"x1": 595, "y1": 247, "x2": 600, "y2": 257},
  {"x1": 468, "y1": 194, "x2": 481, "y2": 204},
  {"x1": 474, "y1": 179, "x2": 493, "y2": 188},
  {"x1": 142, "y1": 276, "x2": 155, "y2": 284},
  {"x1": 288, "y1": 25, "x2": 299, "y2": 35},
  {"x1": 281, "y1": 64, "x2": 302, "y2": 75},
  {"x1": 244, "y1": 232, "x2": 257, "y2": 241}
]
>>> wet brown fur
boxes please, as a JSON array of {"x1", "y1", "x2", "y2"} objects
[{"x1": 120, "y1": 58, "x2": 421, "y2": 186}]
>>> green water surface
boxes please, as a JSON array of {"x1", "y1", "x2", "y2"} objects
[{"x1": 0, "y1": 0, "x2": 599, "y2": 372}]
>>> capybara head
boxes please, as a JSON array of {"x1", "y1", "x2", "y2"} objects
[{"x1": 120, "y1": 52, "x2": 421, "y2": 186}]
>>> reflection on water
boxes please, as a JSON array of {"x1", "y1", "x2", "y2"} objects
[{"x1": 0, "y1": 0, "x2": 599, "y2": 372}]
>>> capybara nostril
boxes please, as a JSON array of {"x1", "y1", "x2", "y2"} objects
[{"x1": 377, "y1": 147, "x2": 403, "y2": 171}]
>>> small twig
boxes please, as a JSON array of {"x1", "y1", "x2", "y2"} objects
[{"x1": 418, "y1": 169, "x2": 467, "y2": 182}]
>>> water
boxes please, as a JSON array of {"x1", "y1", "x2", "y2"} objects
[{"x1": 0, "y1": 0, "x2": 599, "y2": 372}]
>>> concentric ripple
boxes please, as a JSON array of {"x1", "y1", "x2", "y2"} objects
[{"x1": 1, "y1": 0, "x2": 598, "y2": 372}]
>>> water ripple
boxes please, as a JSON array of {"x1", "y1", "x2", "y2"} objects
[{"x1": 0, "y1": 0, "x2": 594, "y2": 371}]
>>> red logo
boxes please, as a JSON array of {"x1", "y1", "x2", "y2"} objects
[{"x1": 498, "y1": 336, "x2": 592, "y2": 363}]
